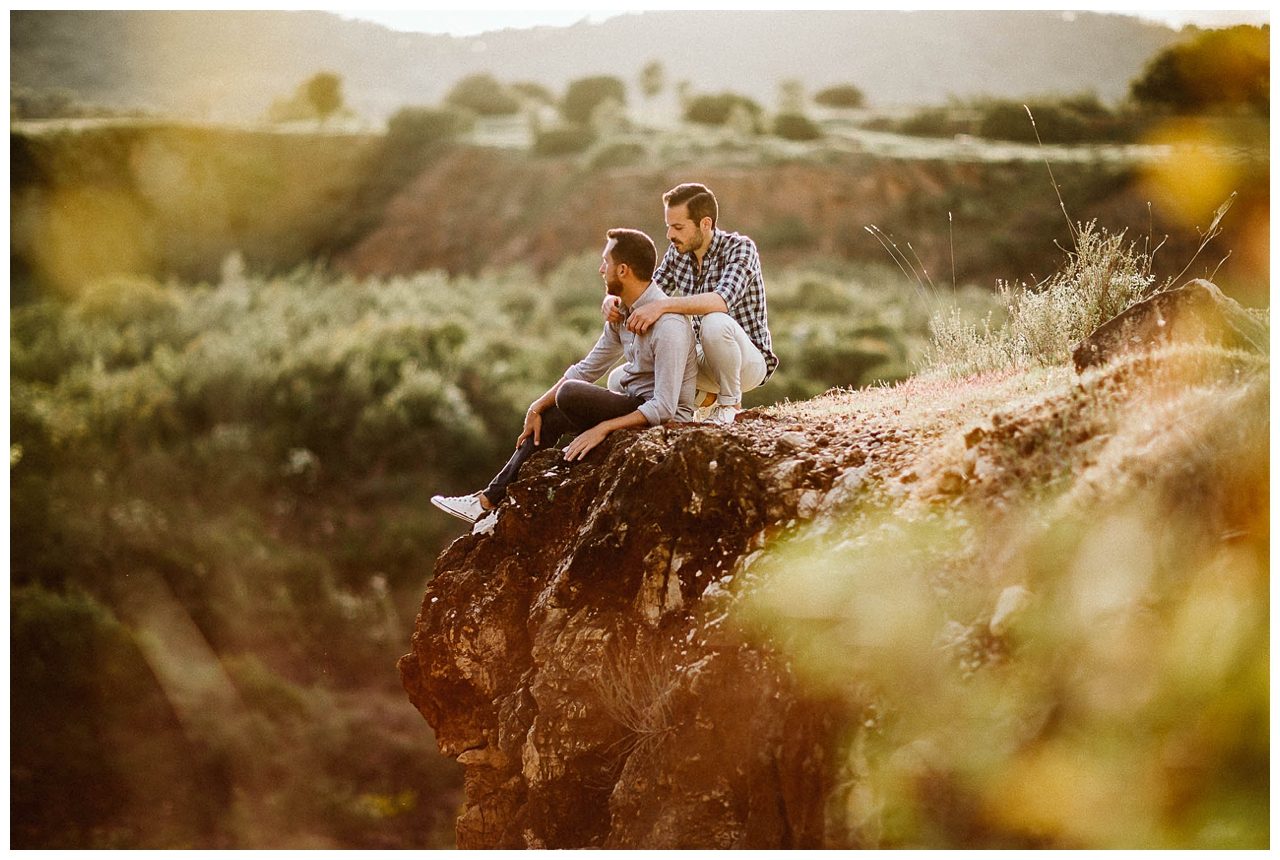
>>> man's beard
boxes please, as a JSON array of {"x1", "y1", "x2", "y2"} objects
[
  {"x1": 677, "y1": 225, "x2": 705, "y2": 254},
  {"x1": 605, "y1": 275, "x2": 624, "y2": 296}
]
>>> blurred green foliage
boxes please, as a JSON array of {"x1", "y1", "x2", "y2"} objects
[
  {"x1": 445, "y1": 73, "x2": 521, "y2": 116},
  {"x1": 1130, "y1": 25, "x2": 1269, "y2": 115},
  {"x1": 683, "y1": 92, "x2": 765, "y2": 129},
  {"x1": 746, "y1": 344, "x2": 1269, "y2": 848},
  {"x1": 561, "y1": 75, "x2": 627, "y2": 124},
  {"x1": 772, "y1": 112, "x2": 824, "y2": 141},
  {"x1": 814, "y1": 84, "x2": 866, "y2": 109},
  {"x1": 10, "y1": 253, "x2": 935, "y2": 847},
  {"x1": 885, "y1": 94, "x2": 1151, "y2": 143},
  {"x1": 534, "y1": 123, "x2": 598, "y2": 156}
]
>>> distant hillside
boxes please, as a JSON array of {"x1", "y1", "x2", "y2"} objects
[{"x1": 11, "y1": 10, "x2": 1181, "y2": 121}]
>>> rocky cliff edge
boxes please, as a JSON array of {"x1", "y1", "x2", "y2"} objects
[{"x1": 399, "y1": 287, "x2": 1269, "y2": 849}]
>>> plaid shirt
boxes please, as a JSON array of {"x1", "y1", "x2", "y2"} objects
[{"x1": 652, "y1": 228, "x2": 778, "y2": 380}]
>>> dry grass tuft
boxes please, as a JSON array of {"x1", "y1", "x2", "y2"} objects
[{"x1": 928, "y1": 221, "x2": 1161, "y2": 375}]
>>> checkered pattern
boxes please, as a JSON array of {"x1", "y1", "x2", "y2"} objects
[{"x1": 652, "y1": 229, "x2": 778, "y2": 379}]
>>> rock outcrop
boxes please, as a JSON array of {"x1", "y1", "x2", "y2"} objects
[
  {"x1": 1071, "y1": 279, "x2": 1268, "y2": 371},
  {"x1": 400, "y1": 324, "x2": 1269, "y2": 849},
  {"x1": 398, "y1": 421, "x2": 857, "y2": 848}
]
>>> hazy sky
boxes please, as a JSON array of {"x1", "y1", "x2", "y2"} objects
[{"x1": 321, "y1": 5, "x2": 1270, "y2": 36}]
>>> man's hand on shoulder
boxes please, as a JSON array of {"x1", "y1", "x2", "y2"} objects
[
  {"x1": 625, "y1": 299, "x2": 669, "y2": 334},
  {"x1": 601, "y1": 295, "x2": 624, "y2": 325}
]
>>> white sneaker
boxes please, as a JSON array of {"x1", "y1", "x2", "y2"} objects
[
  {"x1": 692, "y1": 388, "x2": 717, "y2": 421},
  {"x1": 706, "y1": 404, "x2": 739, "y2": 426},
  {"x1": 431, "y1": 492, "x2": 488, "y2": 523}
]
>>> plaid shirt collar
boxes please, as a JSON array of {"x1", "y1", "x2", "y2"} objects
[{"x1": 691, "y1": 228, "x2": 728, "y2": 267}]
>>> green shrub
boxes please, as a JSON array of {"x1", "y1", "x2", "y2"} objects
[
  {"x1": 683, "y1": 92, "x2": 763, "y2": 127},
  {"x1": 1130, "y1": 24, "x2": 1269, "y2": 115},
  {"x1": 772, "y1": 112, "x2": 823, "y2": 141},
  {"x1": 562, "y1": 75, "x2": 627, "y2": 123},
  {"x1": 444, "y1": 73, "x2": 520, "y2": 116},
  {"x1": 386, "y1": 106, "x2": 475, "y2": 152},
  {"x1": 898, "y1": 106, "x2": 967, "y2": 138},
  {"x1": 534, "y1": 123, "x2": 597, "y2": 156},
  {"x1": 813, "y1": 84, "x2": 865, "y2": 109}
]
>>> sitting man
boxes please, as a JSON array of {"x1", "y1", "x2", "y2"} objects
[
  {"x1": 605, "y1": 182, "x2": 778, "y2": 425},
  {"x1": 431, "y1": 228, "x2": 697, "y2": 524}
]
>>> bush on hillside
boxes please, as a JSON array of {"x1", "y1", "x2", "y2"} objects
[
  {"x1": 1130, "y1": 24, "x2": 1269, "y2": 114},
  {"x1": 772, "y1": 112, "x2": 824, "y2": 141},
  {"x1": 562, "y1": 75, "x2": 627, "y2": 124},
  {"x1": 977, "y1": 96, "x2": 1131, "y2": 144},
  {"x1": 684, "y1": 92, "x2": 764, "y2": 128},
  {"x1": 445, "y1": 73, "x2": 520, "y2": 116},
  {"x1": 894, "y1": 96, "x2": 1144, "y2": 144},
  {"x1": 534, "y1": 123, "x2": 597, "y2": 156},
  {"x1": 813, "y1": 84, "x2": 866, "y2": 109},
  {"x1": 386, "y1": 105, "x2": 475, "y2": 150},
  {"x1": 511, "y1": 81, "x2": 556, "y2": 105}
]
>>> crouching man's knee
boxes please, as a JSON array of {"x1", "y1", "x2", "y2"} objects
[{"x1": 699, "y1": 312, "x2": 737, "y2": 344}]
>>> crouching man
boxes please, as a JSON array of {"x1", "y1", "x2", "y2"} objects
[{"x1": 431, "y1": 228, "x2": 697, "y2": 524}]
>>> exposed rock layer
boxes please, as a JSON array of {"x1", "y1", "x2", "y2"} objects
[
  {"x1": 1072, "y1": 278, "x2": 1268, "y2": 371},
  {"x1": 398, "y1": 423, "x2": 855, "y2": 848}
]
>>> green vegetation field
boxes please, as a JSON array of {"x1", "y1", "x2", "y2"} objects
[{"x1": 10, "y1": 249, "x2": 955, "y2": 847}]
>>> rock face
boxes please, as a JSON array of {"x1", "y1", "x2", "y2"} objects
[
  {"x1": 1071, "y1": 279, "x2": 1268, "y2": 371},
  {"x1": 398, "y1": 420, "x2": 858, "y2": 848},
  {"x1": 399, "y1": 345, "x2": 1269, "y2": 849}
]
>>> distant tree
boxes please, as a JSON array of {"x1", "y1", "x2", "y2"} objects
[
  {"x1": 640, "y1": 61, "x2": 665, "y2": 100},
  {"x1": 772, "y1": 112, "x2": 823, "y2": 141},
  {"x1": 386, "y1": 106, "x2": 475, "y2": 150},
  {"x1": 445, "y1": 73, "x2": 520, "y2": 116},
  {"x1": 380, "y1": 105, "x2": 476, "y2": 180},
  {"x1": 562, "y1": 75, "x2": 627, "y2": 124},
  {"x1": 305, "y1": 72, "x2": 344, "y2": 124},
  {"x1": 1130, "y1": 25, "x2": 1268, "y2": 114},
  {"x1": 684, "y1": 92, "x2": 763, "y2": 129},
  {"x1": 511, "y1": 81, "x2": 556, "y2": 105},
  {"x1": 814, "y1": 84, "x2": 866, "y2": 109},
  {"x1": 533, "y1": 123, "x2": 597, "y2": 156}
]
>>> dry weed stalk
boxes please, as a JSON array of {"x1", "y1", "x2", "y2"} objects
[{"x1": 589, "y1": 636, "x2": 680, "y2": 783}]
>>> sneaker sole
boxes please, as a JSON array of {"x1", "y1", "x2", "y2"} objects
[{"x1": 431, "y1": 496, "x2": 480, "y2": 524}]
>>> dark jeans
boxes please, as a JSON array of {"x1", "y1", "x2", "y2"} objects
[{"x1": 484, "y1": 379, "x2": 643, "y2": 504}]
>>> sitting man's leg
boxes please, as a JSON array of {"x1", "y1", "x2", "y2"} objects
[
  {"x1": 696, "y1": 312, "x2": 767, "y2": 424},
  {"x1": 481, "y1": 381, "x2": 639, "y2": 508},
  {"x1": 434, "y1": 381, "x2": 643, "y2": 523},
  {"x1": 554, "y1": 378, "x2": 644, "y2": 434}
]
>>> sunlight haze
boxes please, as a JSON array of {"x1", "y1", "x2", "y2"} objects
[{"x1": 329, "y1": 5, "x2": 1268, "y2": 36}]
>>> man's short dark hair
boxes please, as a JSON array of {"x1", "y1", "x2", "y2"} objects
[
  {"x1": 606, "y1": 228, "x2": 657, "y2": 281},
  {"x1": 662, "y1": 182, "x2": 718, "y2": 228}
]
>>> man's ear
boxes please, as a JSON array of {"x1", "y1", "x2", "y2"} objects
[
  {"x1": 617, "y1": 262, "x2": 630, "y2": 279},
  {"x1": 700, "y1": 217, "x2": 714, "y2": 233}
]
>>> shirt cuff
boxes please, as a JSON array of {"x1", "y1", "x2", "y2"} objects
[{"x1": 637, "y1": 401, "x2": 666, "y2": 426}]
